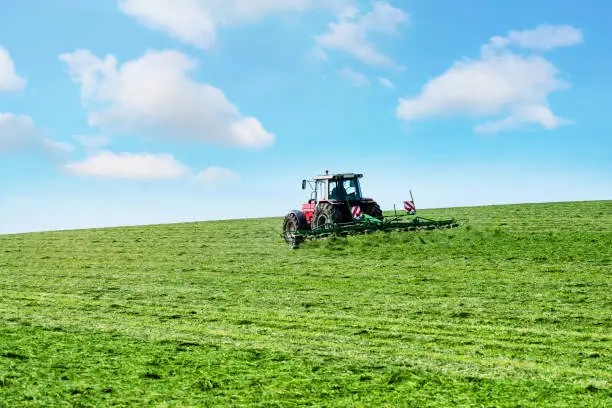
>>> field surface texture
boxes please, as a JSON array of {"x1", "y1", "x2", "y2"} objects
[{"x1": 0, "y1": 201, "x2": 611, "y2": 407}]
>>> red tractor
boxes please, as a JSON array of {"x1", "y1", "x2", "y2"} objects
[{"x1": 283, "y1": 171, "x2": 383, "y2": 245}]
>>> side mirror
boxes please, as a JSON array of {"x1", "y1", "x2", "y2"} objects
[{"x1": 302, "y1": 180, "x2": 307, "y2": 190}]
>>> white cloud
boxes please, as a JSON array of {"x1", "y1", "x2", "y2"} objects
[
  {"x1": 61, "y1": 146, "x2": 242, "y2": 186},
  {"x1": 196, "y1": 166, "x2": 241, "y2": 188},
  {"x1": 118, "y1": 0, "x2": 346, "y2": 50},
  {"x1": 59, "y1": 49, "x2": 275, "y2": 148},
  {"x1": 64, "y1": 151, "x2": 188, "y2": 180},
  {"x1": 339, "y1": 66, "x2": 370, "y2": 86},
  {"x1": 315, "y1": 1, "x2": 408, "y2": 69},
  {"x1": 378, "y1": 77, "x2": 394, "y2": 88},
  {"x1": 0, "y1": 46, "x2": 26, "y2": 92},
  {"x1": 397, "y1": 54, "x2": 567, "y2": 119},
  {"x1": 474, "y1": 105, "x2": 573, "y2": 135},
  {"x1": 0, "y1": 113, "x2": 72, "y2": 155},
  {"x1": 486, "y1": 24, "x2": 583, "y2": 52},
  {"x1": 397, "y1": 24, "x2": 582, "y2": 135},
  {"x1": 119, "y1": 0, "x2": 217, "y2": 50}
]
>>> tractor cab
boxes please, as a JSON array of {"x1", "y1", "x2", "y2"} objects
[
  {"x1": 305, "y1": 172, "x2": 363, "y2": 203},
  {"x1": 297, "y1": 171, "x2": 379, "y2": 228}
]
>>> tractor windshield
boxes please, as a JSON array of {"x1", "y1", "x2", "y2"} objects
[{"x1": 329, "y1": 178, "x2": 361, "y2": 201}]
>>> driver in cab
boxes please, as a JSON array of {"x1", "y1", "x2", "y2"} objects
[{"x1": 330, "y1": 182, "x2": 348, "y2": 200}]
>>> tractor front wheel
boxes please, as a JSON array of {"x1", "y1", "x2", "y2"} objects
[
  {"x1": 312, "y1": 202, "x2": 342, "y2": 230},
  {"x1": 283, "y1": 210, "x2": 307, "y2": 247}
]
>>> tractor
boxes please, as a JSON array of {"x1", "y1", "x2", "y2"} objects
[
  {"x1": 283, "y1": 171, "x2": 383, "y2": 245},
  {"x1": 281, "y1": 170, "x2": 461, "y2": 248}
]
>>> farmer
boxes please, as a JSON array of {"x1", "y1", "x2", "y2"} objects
[{"x1": 330, "y1": 182, "x2": 347, "y2": 200}]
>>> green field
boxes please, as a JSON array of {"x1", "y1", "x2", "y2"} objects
[{"x1": 0, "y1": 201, "x2": 610, "y2": 407}]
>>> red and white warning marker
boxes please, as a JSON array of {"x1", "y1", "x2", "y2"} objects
[
  {"x1": 404, "y1": 200, "x2": 416, "y2": 215},
  {"x1": 351, "y1": 205, "x2": 363, "y2": 219}
]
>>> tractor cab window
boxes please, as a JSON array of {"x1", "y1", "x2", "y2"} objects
[
  {"x1": 315, "y1": 180, "x2": 326, "y2": 202},
  {"x1": 329, "y1": 178, "x2": 361, "y2": 201}
]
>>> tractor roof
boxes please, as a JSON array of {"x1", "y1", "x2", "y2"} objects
[{"x1": 313, "y1": 172, "x2": 363, "y2": 181}]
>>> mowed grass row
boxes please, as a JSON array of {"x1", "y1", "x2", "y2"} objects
[{"x1": 0, "y1": 201, "x2": 610, "y2": 407}]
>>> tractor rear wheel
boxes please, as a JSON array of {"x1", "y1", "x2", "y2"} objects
[
  {"x1": 312, "y1": 202, "x2": 342, "y2": 229},
  {"x1": 362, "y1": 201, "x2": 383, "y2": 220},
  {"x1": 283, "y1": 210, "x2": 307, "y2": 246}
]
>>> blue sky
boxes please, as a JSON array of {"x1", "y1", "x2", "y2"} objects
[{"x1": 0, "y1": 0, "x2": 610, "y2": 234}]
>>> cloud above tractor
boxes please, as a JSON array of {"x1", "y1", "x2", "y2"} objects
[
  {"x1": 314, "y1": 1, "x2": 409, "y2": 70},
  {"x1": 59, "y1": 48, "x2": 276, "y2": 149},
  {"x1": 63, "y1": 149, "x2": 244, "y2": 186},
  {"x1": 396, "y1": 24, "x2": 583, "y2": 135},
  {"x1": 0, "y1": 46, "x2": 26, "y2": 92},
  {"x1": 118, "y1": 0, "x2": 348, "y2": 51},
  {"x1": 63, "y1": 151, "x2": 188, "y2": 180}
]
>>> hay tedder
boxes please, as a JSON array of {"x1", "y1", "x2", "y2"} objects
[{"x1": 282, "y1": 171, "x2": 461, "y2": 248}]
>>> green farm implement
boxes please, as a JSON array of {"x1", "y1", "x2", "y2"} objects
[{"x1": 282, "y1": 171, "x2": 461, "y2": 248}]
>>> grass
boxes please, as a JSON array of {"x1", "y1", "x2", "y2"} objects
[{"x1": 0, "y1": 200, "x2": 610, "y2": 407}]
